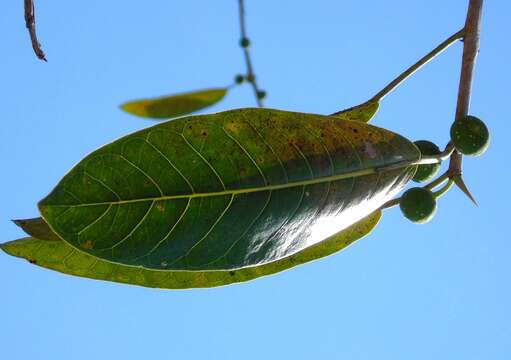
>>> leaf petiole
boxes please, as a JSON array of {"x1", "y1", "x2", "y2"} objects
[
  {"x1": 433, "y1": 179, "x2": 455, "y2": 199},
  {"x1": 414, "y1": 142, "x2": 455, "y2": 166},
  {"x1": 370, "y1": 29, "x2": 465, "y2": 103},
  {"x1": 380, "y1": 171, "x2": 450, "y2": 211}
]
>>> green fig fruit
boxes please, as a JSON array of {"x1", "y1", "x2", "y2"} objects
[
  {"x1": 240, "y1": 37, "x2": 251, "y2": 48},
  {"x1": 399, "y1": 187, "x2": 437, "y2": 224},
  {"x1": 413, "y1": 140, "x2": 441, "y2": 182},
  {"x1": 256, "y1": 90, "x2": 267, "y2": 100},
  {"x1": 235, "y1": 74, "x2": 245, "y2": 84},
  {"x1": 450, "y1": 115, "x2": 490, "y2": 156}
]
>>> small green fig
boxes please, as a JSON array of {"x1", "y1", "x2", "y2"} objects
[
  {"x1": 400, "y1": 187, "x2": 437, "y2": 224},
  {"x1": 413, "y1": 140, "x2": 441, "y2": 183},
  {"x1": 235, "y1": 74, "x2": 245, "y2": 84},
  {"x1": 256, "y1": 90, "x2": 267, "y2": 100},
  {"x1": 240, "y1": 37, "x2": 251, "y2": 48},
  {"x1": 450, "y1": 115, "x2": 490, "y2": 156}
]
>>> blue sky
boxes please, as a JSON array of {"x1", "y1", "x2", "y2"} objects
[{"x1": 0, "y1": 1, "x2": 509, "y2": 359}]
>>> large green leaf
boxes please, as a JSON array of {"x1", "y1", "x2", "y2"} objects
[
  {"x1": 120, "y1": 88, "x2": 228, "y2": 119},
  {"x1": 1, "y1": 212, "x2": 381, "y2": 289},
  {"x1": 38, "y1": 108, "x2": 420, "y2": 271},
  {"x1": 332, "y1": 100, "x2": 379, "y2": 123}
]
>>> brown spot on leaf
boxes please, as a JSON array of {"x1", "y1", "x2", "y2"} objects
[
  {"x1": 225, "y1": 121, "x2": 240, "y2": 133},
  {"x1": 81, "y1": 240, "x2": 94, "y2": 250}
]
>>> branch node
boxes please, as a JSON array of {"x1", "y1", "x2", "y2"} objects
[{"x1": 238, "y1": 0, "x2": 264, "y2": 107}]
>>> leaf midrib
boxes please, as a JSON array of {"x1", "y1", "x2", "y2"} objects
[{"x1": 41, "y1": 160, "x2": 416, "y2": 208}]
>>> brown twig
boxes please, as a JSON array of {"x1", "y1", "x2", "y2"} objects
[
  {"x1": 381, "y1": 0, "x2": 484, "y2": 211},
  {"x1": 448, "y1": 0, "x2": 483, "y2": 204},
  {"x1": 24, "y1": 0, "x2": 46, "y2": 61}
]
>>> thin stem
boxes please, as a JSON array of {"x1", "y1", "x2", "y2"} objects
[
  {"x1": 370, "y1": 29, "x2": 464, "y2": 102},
  {"x1": 24, "y1": 0, "x2": 46, "y2": 61},
  {"x1": 425, "y1": 172, "x2": 450, "y2": 191},
  {"x1": 380, "y1": 171, "x2": 450, "y2": 211},
  {"x1": 367, "y1": 1, "x2": 483, "y2": 213},
  {"x1": 433, "y1": 179, "x2": 455, "y2": 199},
  {"x1": 449, "y1": 0, "x2": 484, "y2": 177},
  {"x1": 380, "y1": 198, "x2": 401, "y2": 210},
  {"x1": 417, "y1": 142, "x2": 455, "y2": 165},
  {"x1": 238, "y1": 0, "x2": 264, "y2": 107}
]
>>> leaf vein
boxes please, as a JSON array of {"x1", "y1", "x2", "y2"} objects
[
  {"x1": 42, "y1": 164, "x2": 404, "y2": 208},
  {"x1": 168, "y1": 194, "x2": 235, "y2": 266},
  {"x1": 206, "y1": 190, "x2": 273, "y2": 266},
  {"x1": 254, "y1": 185, "x2": 307, "y2": 260},
  {"x1": 179, "y1": 133, "x2": 226, "y2": 190},
  {"x1": 83, "y1": 171, "x2": 122, "y2": 200},
  {"x1": 240, "y1": 112, "x2": 289, "y2": 183},
  {"x1": 77, "y1": 203, "x2": 113, "y2": 235},
  {"x1": 117, "y1": 154, "x2": 164, "y2": 196},
  {"x1": 143, "y1": 136, "x2": 195, "y2": 193},
  {"x1": 221, "y1": 125, "x2": 267, "y2": 185},
  {"x1": 108, "y1": 200, "x2": 155, "y2": 250},
  {"x1": 142, "y1": 198, "x2": 192, "y2": 259}
]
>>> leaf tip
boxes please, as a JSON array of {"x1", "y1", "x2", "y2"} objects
[
  {"x1": 0, "y1": 240, "x2": 12, "y2": 254},
  {"x1": 119, "y1": 101, "x2": 144, "y2": 117},
  {"x1": 11, "y1": 219, "x2": 23, "y2": 227}
]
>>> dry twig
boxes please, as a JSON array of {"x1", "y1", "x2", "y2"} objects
[{"x1": 24, "y1": 0, "x2": 46, "y2": 61}]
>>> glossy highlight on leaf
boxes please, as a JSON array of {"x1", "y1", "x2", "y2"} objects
[
  {"x1": 120, "y1": 88, "x2": 228, "y2": 119},
  {"x1": 38, "y1": 108, "x2": 420, "y2": 271},
  {"x1": 1, "y1": 212, "x2": 381, "y2": 289},
  {"x1": 331, "y1": 101, "x2": 379, "y2": 123}
]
